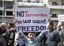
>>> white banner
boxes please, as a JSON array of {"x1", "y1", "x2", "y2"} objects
[
  {"x1": 15, "y1": 8, "x2": 50, "y2": 32},
  {"x1": 58, "y1": 14, "x2": 64, "y2": 22}
]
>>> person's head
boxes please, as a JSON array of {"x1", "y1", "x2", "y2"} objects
[
  {"x1": 27, "y1": 32, "x2": 35, "y2": 41},
  {"x1": 0, "y1": 23, "x2": 7, "y2": 34},
  {"x1": 7, "y1": 23, "x2": 15, "y2": 29},
  {"x1": 0, "y1": 23, "x2": 7, "y2": 31},
  {"x1": 48, "y1": 22, "x2": 54, "y2": 31}
]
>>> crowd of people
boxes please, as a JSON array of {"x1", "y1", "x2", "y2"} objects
[{"x1": 0, "y1": 19, "x2": 64, "y2": 46}]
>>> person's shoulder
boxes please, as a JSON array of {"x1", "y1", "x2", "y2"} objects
[
  {"x1": 41, "y1": 30, "x2": 48, "y2": 34},
  {"x1": 43, "y1": 30, "x2": 49, "y2": 35},
  {"x1": 0, "y1": 35, "x2": 6, "y2": 46},
  {"x1": 54, "y1": 30, "x2": 59, "y2": 34}
]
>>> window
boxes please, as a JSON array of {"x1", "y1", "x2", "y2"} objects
[
  {"x1": 0, "y1": 1, "x2": 3, "y2": 7},
  {"x1": 27, "y1": 0, "x2": 31, "y2": 3},
  {"x1": 51, "y1": 20, "x2": 58, "y2": 23},
  {"x1": 17, "y1": 0, "x2": 22, "y2": 2},
  {"x1": 6, "y1": 3, "x2": 13, "y2": 9},
  {"x1": 61, "y1": 3, "x2": 64, "y2": 5},
  {"x1": 52, "y1": 2, "x2": 59, "y2": 5},
  {"x1": 6, "y1": 11, "x2": 13, "y2": 15},
  {"x1": 0, "y1": 10, "x2": 2, "y2": 15},
  {"x1": 61, "y1": 0, "x2": 64, "y2": 5},
  {"x1": 51, "y1": 14, "x2": 57, "y2": 17}
]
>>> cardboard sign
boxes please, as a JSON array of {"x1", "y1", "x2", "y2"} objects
[{"x1": 15, "y1": 8, "x2": 50, "y2": 32}]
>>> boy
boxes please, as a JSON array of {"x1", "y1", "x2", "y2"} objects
[{"x1": 15, "y1": 30, "x2": 45, "y2": 46}]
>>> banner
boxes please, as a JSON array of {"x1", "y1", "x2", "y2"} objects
[
  {"x1": 15, "y1": 8, "x2": 50, "y2": 32},
  {"x1": 58, "y1": 14, "x2": 64, "y2": 22}
]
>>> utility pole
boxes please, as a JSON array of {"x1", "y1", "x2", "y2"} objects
[
  {"x1": 2, "y1": 0, "x2": 6, "y2": 23},
  {"x1": 13, "y1": 0, "x2": 17, "y2": 22}
]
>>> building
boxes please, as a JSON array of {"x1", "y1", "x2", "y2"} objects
[
  {"x1": 0, "y1": 0, "x2": 64, "y2": 23},
  {"x1": 0, "y1": 0, "x2": 14, "y2": 23},
  {"x1": 46, "y1": 0, "x2": 64, "y2": 22}
]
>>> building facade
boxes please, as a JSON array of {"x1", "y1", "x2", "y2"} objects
[
  {"x1": 0, "y1": 0, "x2": 64, "y2": 23},
  {"x1": 46, "y1": 0, "x2": 64, "y2": 22},
  {"x1": 0, "y1": 0, "x2": 14, "y2": 23}
]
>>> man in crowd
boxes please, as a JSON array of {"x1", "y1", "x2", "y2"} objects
[
  {"x1": 0, "y1": 23, "x2": 7, "y2": 46},
  {"x1": 44, "y1": 22, "x2": 61, "y2": 46}
]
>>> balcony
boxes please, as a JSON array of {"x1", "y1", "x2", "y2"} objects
[
  {"x1": 51, "y1": 17, "x2": 58, "y2": 20},
  {"x1": 0, "y1": 15, "x2": 13, "y2": 17},
  {"x1": 4, "y1": 0, "x2": 13, "y2": 1},
  {"x1": 47, "y1": 2, "x2": 64, "y2": 9},
  {"x1": 18, "y1": 2, "x2": 44, "y2": 7},
  {"x1": 47, "y1": 5, "x2": 64, "y2": 9}
]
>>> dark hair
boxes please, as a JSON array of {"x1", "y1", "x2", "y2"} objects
[
  {"x1": 8, "y1": 23, "x2": 15, "y2": 28},
  {"x1": 27, "y1": 32, "x2": 35, "y2": 34},
  {"x1": 49, "y1": 22, "x2": 54, "y2": 26}
]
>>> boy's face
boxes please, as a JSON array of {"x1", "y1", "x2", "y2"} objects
[
  {"x1": 48, "y1": 24, "x2": 53, "y2": 31},
  {"x1": 28, "y1": 33, "x2": 35, "y2": 40}
]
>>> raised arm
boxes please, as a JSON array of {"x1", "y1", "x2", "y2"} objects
[
  {"x1": 14, "y1": 31, "x2": 27, "y2": 46},
  {"x1": 18, "y1": 30, "x2": 27, "y2": 40},
  {"x1": 36, "y1": 30, "x2": 46, "y2": 42}
]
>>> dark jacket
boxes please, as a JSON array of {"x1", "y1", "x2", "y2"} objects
[
  {"x1": 0, "y1": 35, "x2": 6, "y2": 46},
  {"x1": 2, "y1": 28, "x2": 16, "y2": 46},
  {"x1": 45, "y1": 30, "x2": 61, "y2": 46}
]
